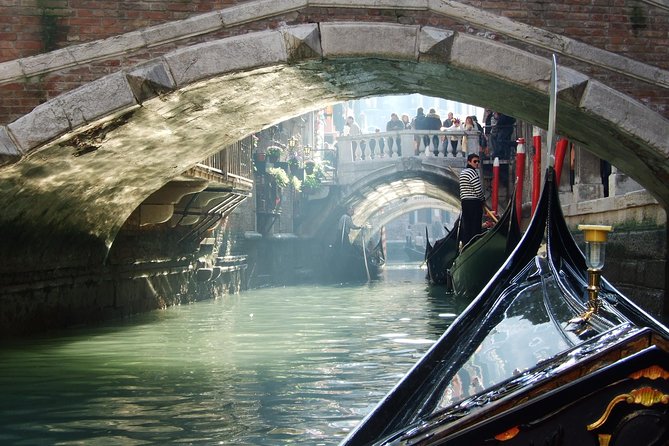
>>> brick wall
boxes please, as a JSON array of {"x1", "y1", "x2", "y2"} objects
[{"x1": 1, "y1": 1, "x2": 667, "y2": 123}]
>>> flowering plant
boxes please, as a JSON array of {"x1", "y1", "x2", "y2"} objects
[{"x1": 268, "y1": 167, "x2": 289, "y2": 188}]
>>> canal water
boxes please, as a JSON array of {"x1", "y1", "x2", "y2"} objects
[{"x1": 0, "y1": 265, "x2": 470, "y2": 445}]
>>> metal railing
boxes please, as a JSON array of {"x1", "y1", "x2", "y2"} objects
[{"x1": 194, "y1": 136, "x2": 254, "y2": 188}]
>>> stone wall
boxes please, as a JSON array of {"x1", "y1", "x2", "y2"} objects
[{"x1": 0, "y1": 256, "x2": 247, "y2": 337}]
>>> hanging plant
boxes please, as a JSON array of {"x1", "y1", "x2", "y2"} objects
[
  {"x1": 266, "y1": 146, "x2": 283, "y2": 162},
  {"x1": 302, "y1": 173, "x2": 322, "y2": 193},
  {"x1": 290, "y1": 175, "x2": 302, "y2": 192},
  {"x1": 267, "y1": 167, "x2": 289, "y2": 188}
]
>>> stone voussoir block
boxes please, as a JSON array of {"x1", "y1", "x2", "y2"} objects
[
  {"x1": 56, "y1": 72, "x2": 138, "y2": 130},
  {"x1": 126, "y1": 60, "x2": 177, "y2": 102},
  {"x1": 0, "y1": 126, "x2": 22, "y2": 165},
  {"x1": 580, "y1": 81, "x2": 669, "y2": 154},
  {"x1": 449, "y1": 33, "x2": 590, "y2": 99},
  {"x1": 164, "y1": 30, "x2": 288, "y2": 87},
  {"x1": 418, "y1": 26, "x2": 455, "y2": 61},
  {"x1": 7, "y1": 99, "x2": 71, "y2": 153},
  {"x1": 281, "y1": 24, "x2": 322, "y2": 62},
  {"x1": 320, "y1": 22, "x2": 419, "y2": 60}
]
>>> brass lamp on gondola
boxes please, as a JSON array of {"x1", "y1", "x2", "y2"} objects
[{"x1": 577, "y1": 224, "x2": 613, "y2": 318}]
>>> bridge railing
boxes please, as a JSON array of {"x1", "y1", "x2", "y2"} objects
[{"x1": 336, "y1": 130, "x2": 480, "y2": 164}]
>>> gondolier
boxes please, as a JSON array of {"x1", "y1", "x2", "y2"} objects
[
  {"x1": 338, "y1": 207, "x2": 362, "y2": 248},
  {"x1": 458, "y1": 153, "x2": 485, "y2": 247}
]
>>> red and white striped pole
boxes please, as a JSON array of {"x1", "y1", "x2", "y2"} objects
[
  {"x1": 491, "y1": 157, "x2": 500, "y2": 214},
  {"x1": 531, "y1": 127, "x2": 542, "y2": 216},
  {"x1": 515, "y1": 138, "x2": 526, "y2": 226},
  {"x1": 555, "y1": 138, "x2": 569, "y2": 185}
]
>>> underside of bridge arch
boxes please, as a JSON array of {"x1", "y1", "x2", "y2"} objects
[
  {"x1": 309, "y1": 164, "x2": 462, "y2": 244},
  {"x1": 1, "y1": 22, "x2": 667, "y2": 283}
]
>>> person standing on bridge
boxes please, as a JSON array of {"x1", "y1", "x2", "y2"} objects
[
  {"x1": 411, "y1": 107, "x2": 427, "y2": 155},
  {"x1": 458, "y1": 153, "x2": 486, "y2": 248},
  {"x1": 344, "y1": 116, "x2": 362, "y2": 136},
  {"x1": 424, "y1": 108, "x2": 442, "y2": 155},
  {"x1": 386, "y1": 112, "x2": 405, "y2": 155}
]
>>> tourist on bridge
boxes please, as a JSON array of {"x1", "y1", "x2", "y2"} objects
[
  {"x1": 344, "y1": 116, "x2": 362, "y2": 136},
  {"x1": 386, "y1": 113, "x2": 405, "y2": 155},
  {"x1": 424, "y1": 108, "x2": 442, "y2": 155},
  {"x1": 443, "y1": 112, "x2": 460, "y2": 156},
  {"x1": 460, "y1": 116, "x2": 480, "y2": 156},
  {"x1": 411, "y1": 107, "x2": 427, "y2": 155},
  {"x1": 458, "y1": 153, "x2": 486, "y2": 248},
  {"x1": 401, "y1": 113, "x2": 411, "y2": 129}
]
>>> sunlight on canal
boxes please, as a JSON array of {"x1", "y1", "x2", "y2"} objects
[{"x1": 0, "y1": 265, "x2": 469, "y2": 445}]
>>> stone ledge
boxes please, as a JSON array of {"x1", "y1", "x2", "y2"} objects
[{"x1": 562, "y1": 190, "x2": 665, "y2": 227}]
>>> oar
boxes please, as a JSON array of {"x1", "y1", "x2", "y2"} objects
[{"x1": 361, "y1": 227, "x2": 371, "y2": 282}]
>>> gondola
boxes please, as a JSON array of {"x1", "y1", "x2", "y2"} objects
[
  {"x1": 424, "y1": 221, "x2": 459, "y2": 286},
  {"x1": 448, "y1": 187, "x2": 521, "y2": 298},
  {"x1": 404, "y1": 241, "x2": 425, "y2": 262},
  {"x1": 330, "y1": 230, "x2": 386, "y2": 282},
  {"x1": 341, "y1": 55, "x2": 669, "y2": 445},
  {"x1": 339, "y1": 166, "x2": 669, "y2": 445}
]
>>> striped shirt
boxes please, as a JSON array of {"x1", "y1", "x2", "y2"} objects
[{"x1": 459, "y1": 166, "x2": 485, "y2": 201}]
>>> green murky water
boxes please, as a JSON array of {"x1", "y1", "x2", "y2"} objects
[{"x1": 0, "y1": 265, "x2": 468, "y2": 445}]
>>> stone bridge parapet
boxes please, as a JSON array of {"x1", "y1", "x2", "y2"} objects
[{"x1": 335, "y1": 130, "x2": 473, "y2": 186}]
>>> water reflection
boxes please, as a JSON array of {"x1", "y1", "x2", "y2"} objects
[{"x1": 0, "y1": 265, "x2": 469, "y2": 445}]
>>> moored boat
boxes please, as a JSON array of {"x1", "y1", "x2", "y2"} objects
[
  {"x1": 330, "y1": 229, "x2": 386, "y2": 282},
  {"x1": 448, "y1": 187, "x2": 521, "y2": 298},
  {"x1": 424, "y1": 221, "x2": 459, "y2": 287}
]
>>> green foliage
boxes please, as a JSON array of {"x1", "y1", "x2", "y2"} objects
[
  {"x1": 290, "y1": 175, "x2": 302, "y2": 192},
  {"x1": 302, "y1": 174, "x2": 321, "y2": 192},
  {"x1": 268, "y1": 167, "x2": 289, "y2": 188},
  {"x1": 266, "y1": 146, "x2": 283, "y2": 158}
]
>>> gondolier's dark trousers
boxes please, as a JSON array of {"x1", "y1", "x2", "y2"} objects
[{"x1": 460, "y1": 199, "x2": 483, "y2": 247}]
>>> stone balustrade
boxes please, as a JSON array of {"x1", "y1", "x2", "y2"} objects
[{"x1": 336, "y1": 130, "x2": 481, "y2": 164}]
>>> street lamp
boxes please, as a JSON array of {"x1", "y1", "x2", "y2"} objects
[{"x1": 578, "y1": 224, "x2": 613, "y2": 316}]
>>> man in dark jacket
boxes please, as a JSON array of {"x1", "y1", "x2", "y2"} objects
[
  {"x1": 386, "y1": 112, "x2": 405, "y2": 155},
  {"x1": 424, "y1": 108, "x2": 442, "y2": 155},
  {"x1": 411, "y1": 108, "x2": 427, "y2": 155}
]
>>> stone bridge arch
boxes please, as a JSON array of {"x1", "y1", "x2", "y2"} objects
[
  {"x1": 1, "y1": 19, "x2": 668, "y2": 270},
  {"x1": 312, "y1": 158, "x2": 462, "y2": 243}
]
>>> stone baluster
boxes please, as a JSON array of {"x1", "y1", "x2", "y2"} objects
[
  {"x1": 437, "y1": 134, "x2": 445, "y2": 158},
  {"x1": 388, "y1": 134, "x2": 397, "y2": 158},
  {"x1": 400, "y1": 132, "x2": 414, "y2": 157},
  {"x1": 419, "y1": 134, "x2": 429, "y2": 157},
  {"x1": 371, "y1": 136, "x2": 380, "y2": 160},
  {"x1": 338, "y1": 139, "x2": 354, "y2": 164},
  {"x1": 353, "y1": 141, "x2": 362, "y2": 161}
]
